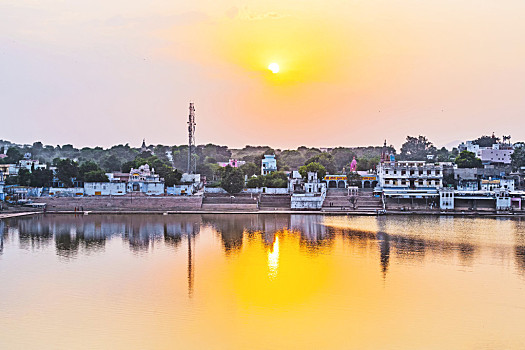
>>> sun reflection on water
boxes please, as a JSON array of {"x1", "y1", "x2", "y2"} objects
[{"x1": 267, "y1": 235, "x2": 280, "y2": 279}]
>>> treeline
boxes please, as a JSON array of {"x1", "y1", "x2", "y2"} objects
[
  {"x1": 3, "y1": 133, "x2": 523, "y2": 186},
  {"x1": 0, "y1": 141, "x2": 395, "y2": 177}
]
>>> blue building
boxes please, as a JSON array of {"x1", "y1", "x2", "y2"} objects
[{"x1": 261, "y1": 155, "x2": 277, "y2": 175}]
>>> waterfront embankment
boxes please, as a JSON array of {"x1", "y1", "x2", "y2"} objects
[{"x1": 0, "y1": 212, "x2": 38, "y2": 220}]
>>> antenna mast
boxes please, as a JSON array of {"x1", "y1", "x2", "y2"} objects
[{"x1": 187, "y1": 102, "x2": 196, "y2": 174}]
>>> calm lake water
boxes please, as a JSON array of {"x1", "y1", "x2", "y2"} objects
[{"x1": 1, "y1": 214, "x2": 525, "y2": 349}]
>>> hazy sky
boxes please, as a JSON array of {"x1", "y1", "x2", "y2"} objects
[{"x1": 2, "y1": 0, "x2": 525, "y2": 150}]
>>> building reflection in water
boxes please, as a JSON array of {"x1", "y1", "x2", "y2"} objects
[
  {"x1": 377, "y1": 232, "x2": 390, "y2": 278},
  {"x1": 333, "y1": 217, "x2": 488, "y2": 278},
  {"x1": 290, "y1": 215, "x2": 333, "y2": 254},
  {"x1": 0, "y1": 220, "x2": 4, "y2": 255},
  {"x1": 4, "y1": 214, "x2": 525, "y2": 283}
]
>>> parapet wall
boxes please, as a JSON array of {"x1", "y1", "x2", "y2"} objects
[{"x1": 32, "y1": 196, "x2": 203, "y2": 211}]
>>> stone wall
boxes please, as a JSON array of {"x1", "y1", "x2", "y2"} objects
[
  {"x1": 291, "y1": 194, "x2": 324, "y2": 209},
  {"x1": 201, "y1": 203, "x2": 258, "y2": 211},
  {"x1": 31, "y1": 195, "x2": 203, "y2": 211}
]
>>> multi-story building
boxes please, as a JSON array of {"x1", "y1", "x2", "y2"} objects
[
  {"x1": 378, "y1": 161, "x2": 443, "y2": 189},
  {"x1": 479, "y1": 146, "x2": 513, "y2": 165},
  {"x1": 0, "y1": 164, "x2": 18, "y2": 177},
  {"x1": 458, "y1": 141, "x2": 481, "y2": 157},
  {"x1": 261, "y1": 155, "x2": 277, "y2": 175},
  {"x1": 458, "y1": 139, "x2": 514, "y2": 165},
  {"x1": 376, "y1": 161, "x2": 444, "y2": 204},
  {"x1": 18, "y1": 159, "x2": 47, "y2": 172}
]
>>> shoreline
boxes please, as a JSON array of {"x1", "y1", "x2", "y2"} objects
[{"x1": 2, "y1": 209, "x2": 525, "y2": 219}]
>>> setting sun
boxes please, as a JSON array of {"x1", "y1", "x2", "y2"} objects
[{"x1": 268, "y1": 62, "x2": 279, "y2": 73}]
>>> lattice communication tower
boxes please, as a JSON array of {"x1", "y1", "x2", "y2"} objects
[{"x1": 187, "y1": 102, "x2": 196, "y2": 174}]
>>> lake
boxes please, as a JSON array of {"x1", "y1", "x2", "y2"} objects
[{"x1": 1, "y1": 214, "x2": 524, "y2": 349}]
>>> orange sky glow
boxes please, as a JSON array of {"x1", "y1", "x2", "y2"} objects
[{"x1": 1, "y1": 0, "x2": 525, "y2": 149}]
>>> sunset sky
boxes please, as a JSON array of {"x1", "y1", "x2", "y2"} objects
[{"x1": 2, "y1": 0, "x2": 525, "y2": 149}]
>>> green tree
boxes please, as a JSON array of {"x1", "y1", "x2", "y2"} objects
[
  {"x1": 455, "y1": 151, "x2": 483, "y2": 168},
  {"x1": 220, "y1": 166, "x2": 245, "y2": 194},
  {"x1": 247, "y1": 176, "x2": 264, "y2": 188},
  {"x1": 436, "y1": 147, "x2": 452, "y2": 162},
  {"x1": 83, "y1": 170, "x2": 109, "y2": 182},
  {"x1": 5, "y1": 176, "x2": 19, "y2": 185},
  {"x1": 121, "y1": 160, "x2": 135, "y2": 173},
  {"x1": 263, "y1": 171, "x2": 288, "y2": 188},
  {"x1": 197, "y1": 163, "x2": 221, "y2": 181},
  {"x1": 101, "y1": 154, "x2": 121, "y2": 172},
  {"x1": 355, "y1": 156, "x2": 380, "y2": 172},
  {"x1": 239, "y1": 162, "x2": 259, "y2": 177},
  {"x1": 346, "y1": 172, "x2": 362, "y2": 187},
  {"x1": 78, "y1": 161, "x2": 100, "y2": 181},
  {"x1": 511, "y1": 143, "x2": 525, "y2": 171},
  {"x1": 31, "y1": 142, "x2": 44, "y2": 156},
  {"x1": 332, "y1": 148, "x2": 357, "y2": 172},
  {"x1": 56, "y1": 159, "x2": 79, "y2": 187},
  {"x1": 17, "y1": 168, "x2": 31, "y2": 186},
  {"x1": 473, "y1": 135, "x2": 499, "y2": 148},
  {"x1": 279, "y1": 150, "x2": 306, "y2": 170},
  {"x1": 29, "y1": 168, "x2": 54, "y2": 187},
  {"x1": 5, "y1": 147, "x2": 22, "y2": 163},
  {"x1": 164, "y1": 169, "x2": 182, "y2": 187},
  {"x1": 305, "y1": 153, "x2": 336, "y2": 174},
  {"x1": 299, "y1": 162, "x2": 327, "y2": 181},
  {"x1": 399, "y1": 135, "x2": 437, "y2": 160}
]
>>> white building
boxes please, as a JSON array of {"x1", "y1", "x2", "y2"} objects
[
  {"x1": 48, "y1": 187, "x2": 84, "y2": 197},
  {"x1": 458, "y1": 140, "x2": 514, "y2": 165},
  {"x1": 458, "y1": 141, "x2": 481, "y2": 157},
  {"x1": 261, "y1": 155, "x2": 277, "y2": 175},
  {"x1": 167, "y1": 184, "x2": 196, "y2": 196},
  {"x1": 439, "y1": 188, "x2": 455, "y2": 210},
  {"x1": 378, "y1": 161, "x2": 444, "y2": 189},
  {"x1": 18, "y1": 157, "x2": 47, "y2": 172},
  {"x1": 291, "y1": 172, "x2": 326, "y2": 210},
  {"x1": 168, "y1": 173, "x2": 202, "y2": 196},
  {"x1": 457, "y1": 179, "x2": 479, "y2": 191},
  {"x1": 181, "y1": 173, "x2": 201, "y2": 184},
  {"x1": 495, "y1": 190, "x2": 512, "y2": 210},
  {"x1": 288, "y1": 171, "x2": 303, "y2": 192},
  {"x1": 304, "y1": 172, "x2": 326, "y2": 194},
  {"x1": 127, "y1": 164, "x2": 164, "y2": 195},
  {"x1": 84, "y1": 182, "x2": 127, "y2": 196},
  {"x1": 0, "y1": 164, "x2": 19, "y2": 177},
  {"x1": 479, "y1": 148, "x2": 513, "y2": 165},
  {"x1": 480, "y1": 178, "x2": 515, "y2": 191}
]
